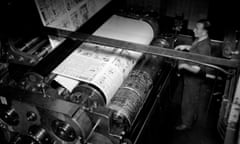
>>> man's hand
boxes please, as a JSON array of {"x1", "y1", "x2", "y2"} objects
[
  {"x1": 174, "y1": 45, "x2": 191, "y2": 51},
  {"x1": 178, "y1": 63, "x2": 200, "y2": 73},
  {"x1": 178, "y1": 63, "x2": 188, "y2": 69}
]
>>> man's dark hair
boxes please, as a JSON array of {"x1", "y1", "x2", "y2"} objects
[{"x1": 197, "y1": 19, "x2": 211, "y2": 32}]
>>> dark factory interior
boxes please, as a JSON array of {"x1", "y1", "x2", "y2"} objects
[{"x1": 0, "y1": 0, "x2": 239, "y2": 144}]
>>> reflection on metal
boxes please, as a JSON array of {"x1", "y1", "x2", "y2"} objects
[
  {"x1": 0, "y1": 108, "x2": 19, "y2": 126},
  {"x1": 7, "y1": 36, "x2": 55, "y2": 66},
  {"x1": 13, "y1": 126, "x2": 53, "y2": 144},
  {"x1": 0, "y1": 100, "x2": 41, "y2": 134},
  {"x1": 51, "y1": 120, "x2": 77, "y2": 142}
]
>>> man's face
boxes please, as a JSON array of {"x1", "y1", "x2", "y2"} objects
[{"x1": 193, "y1": 23, "x2": 206, "y2": 38}]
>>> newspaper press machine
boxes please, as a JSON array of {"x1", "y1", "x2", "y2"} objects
[{"x1": 0, "y1": 0, "x2": 174, "y2": 144}]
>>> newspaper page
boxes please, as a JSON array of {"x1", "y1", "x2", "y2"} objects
[
  {"x1": 35, "y1": 0, "x2": 111, "y2": 47},
  {"x1": 53, "y1": 15, "x2": 154, "y2": 104}
]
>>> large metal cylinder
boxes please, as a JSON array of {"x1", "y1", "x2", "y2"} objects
[
  {"x1": 108, "y1": 54, "x2": 164, "y2": 128},
  {"x1": 70, "y1": 83, "x2": 106, "y2": 107},
  {"x1": 108, "y1": 69, "x2": 152, "y2": 126}
]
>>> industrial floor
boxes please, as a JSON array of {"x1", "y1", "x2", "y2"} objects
[
  {"x1": 140, "y1": 75, "x2": 224, "y2": 144},
  {"x1": 157, "y1": 103, "x2": 222, "y2": 144}
]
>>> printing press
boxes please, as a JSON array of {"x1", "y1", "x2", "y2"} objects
[
  {"x1": 1, "y1": 0, "x2": 240, "y2": 144},
  {"x1": 0, "y1": 1, "x2": 176, "y2": 144}
]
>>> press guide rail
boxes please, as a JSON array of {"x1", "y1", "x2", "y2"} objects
[{"x1": 44, "y1": 27, "x2": 240, "y2": 69}]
